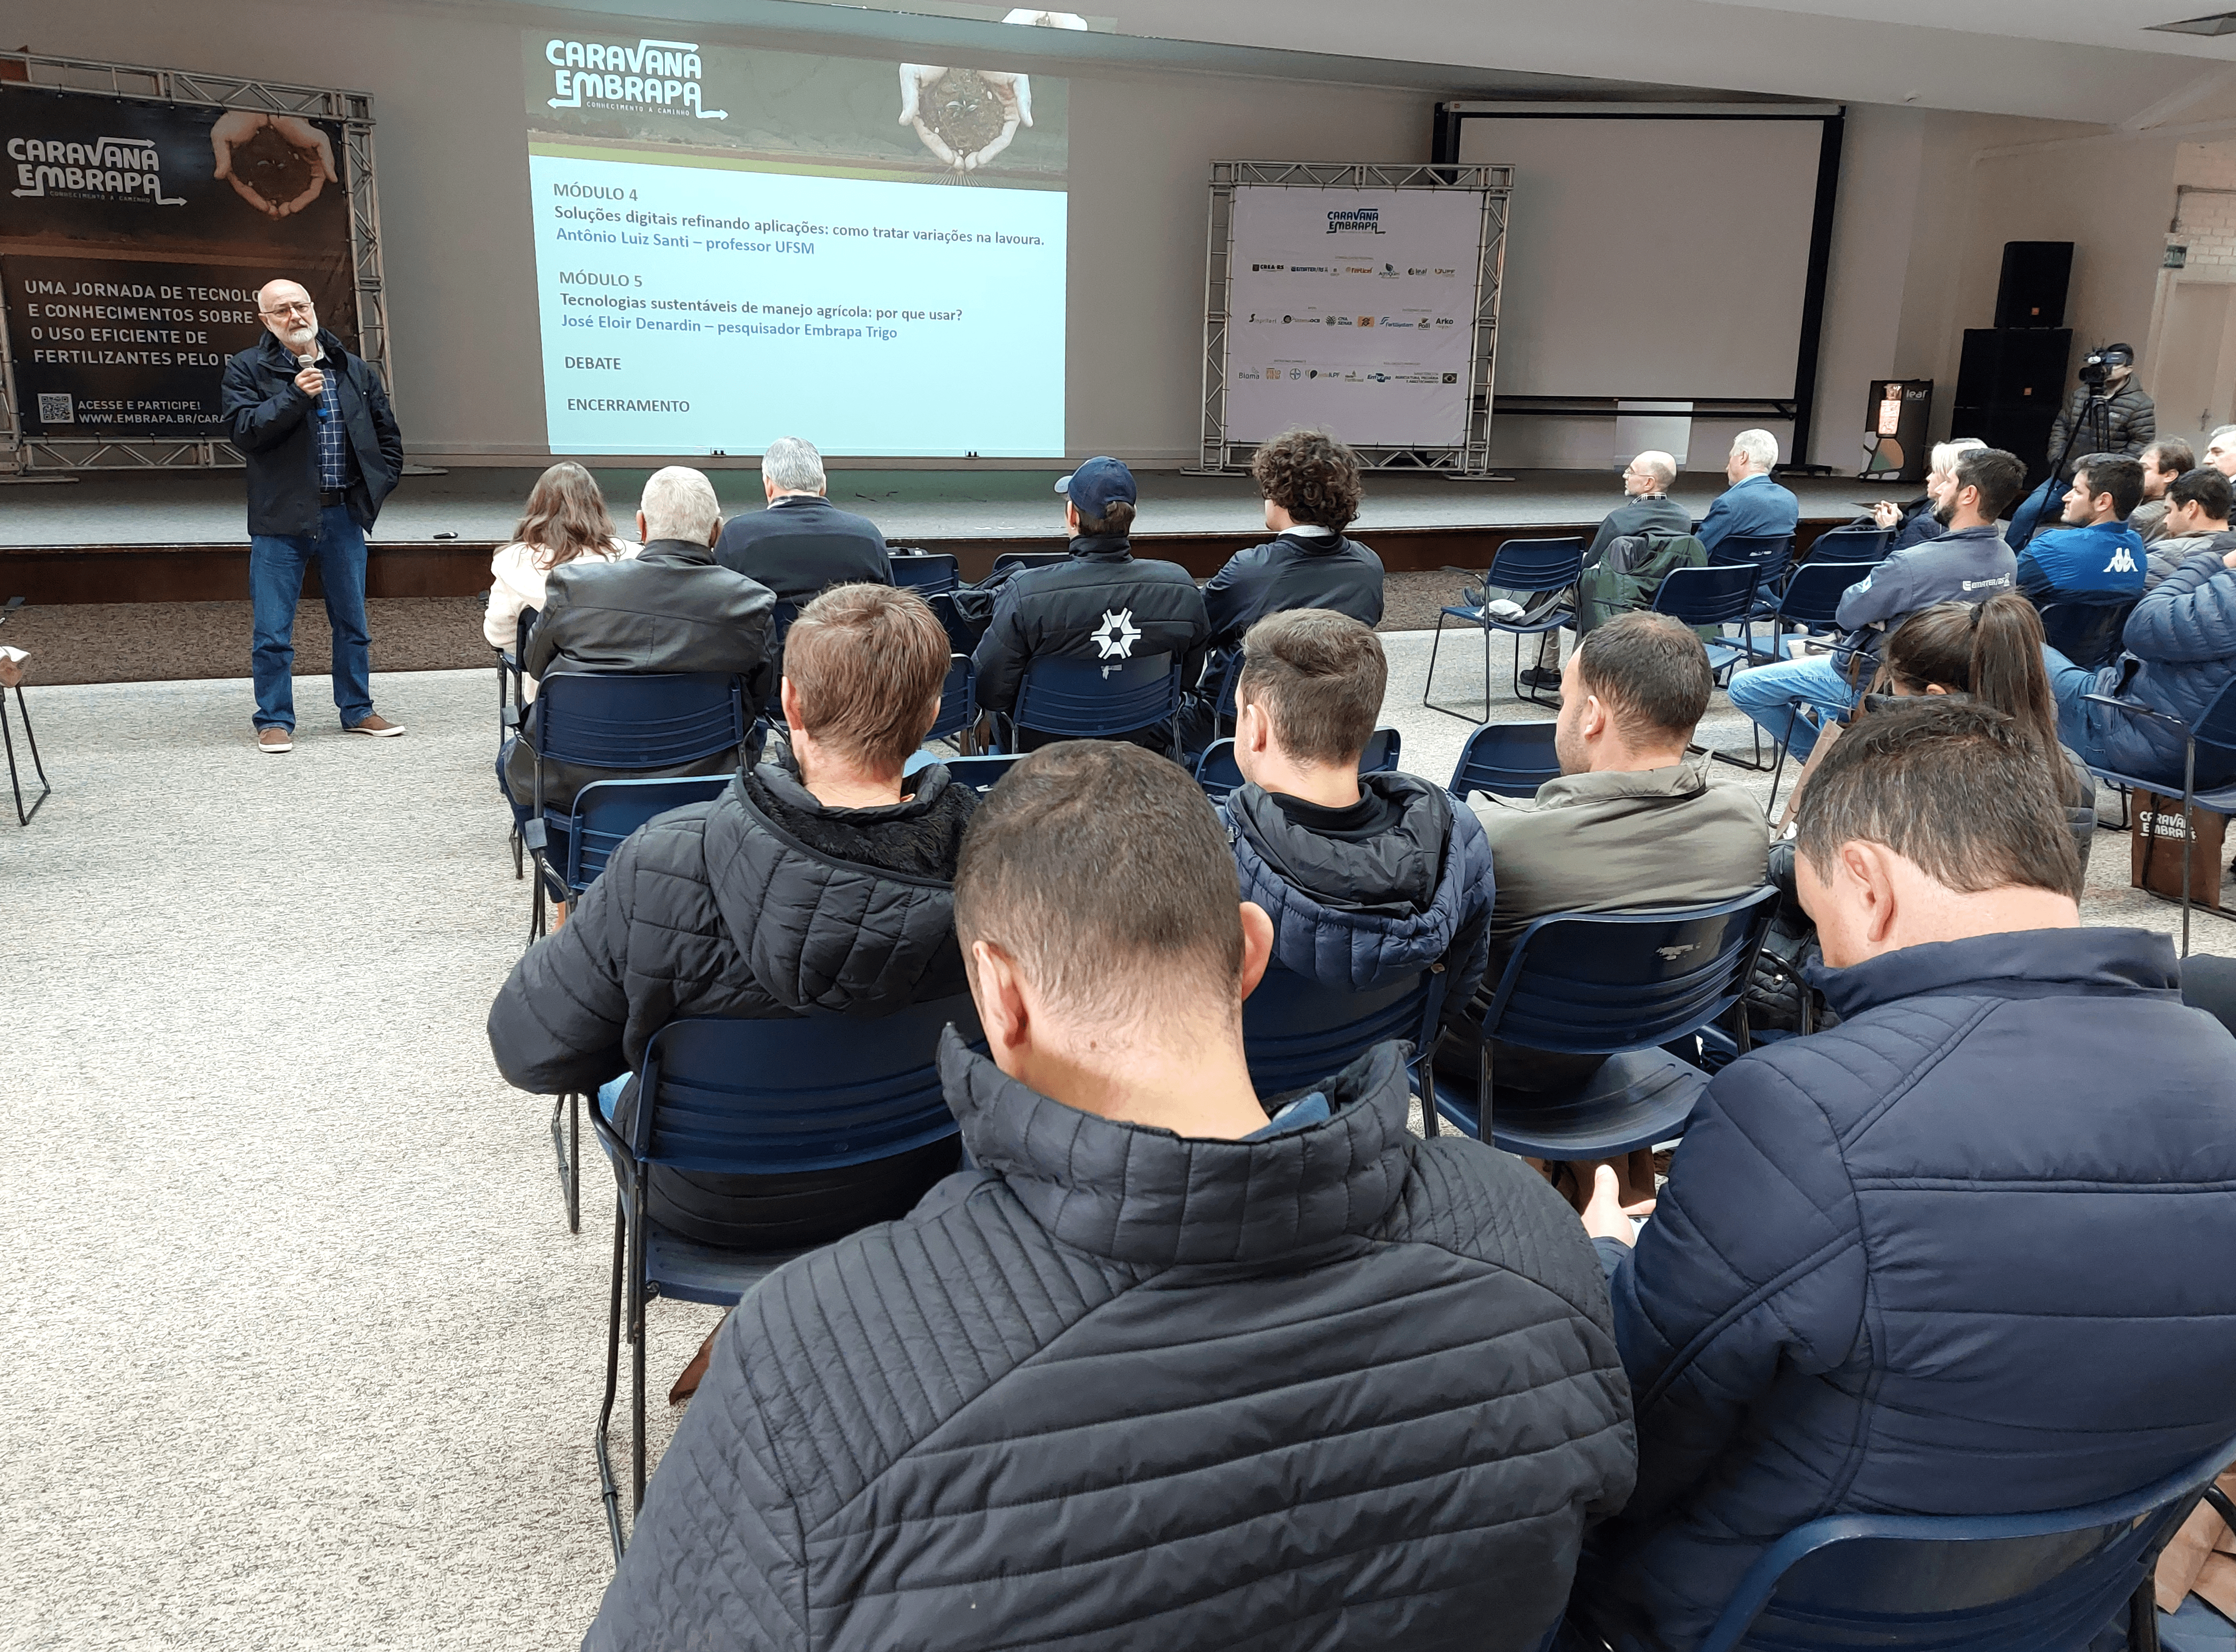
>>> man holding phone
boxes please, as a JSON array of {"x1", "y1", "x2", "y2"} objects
[{"x1": 219, "y1": 279, "x2": 405, "y2": 753}]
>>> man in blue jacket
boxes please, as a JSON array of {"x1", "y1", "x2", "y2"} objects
[
  {"x1": 2049, "y1": 537, "x2": 2236, "y2": 788},
  {"x1": 1694, "y1": 428, "x2": 1798, "y2": 556},
  {"x1": 1221, "y1": 609, "x2": 1492, "y2": 1031},
  {"x1": 2017, "y1": 452, "x2": 2147, "y2": 606},
  {"x1": 1573, "y1": 698, "x2": 2236, "y2": 1652}
]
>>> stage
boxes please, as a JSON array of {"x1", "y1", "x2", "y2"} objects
[{"x1": 0, "y1": 465, "x2": 1891, "y2": 605}]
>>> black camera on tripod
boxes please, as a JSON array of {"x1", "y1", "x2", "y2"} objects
[{"x1": 2076, "y1": 342, "x2": 2134, "y2": 392}]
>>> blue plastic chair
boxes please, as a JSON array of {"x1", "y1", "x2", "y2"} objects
[
  {"x1": 941, "y1": 753, "x2": 1025, "y2": 793},
  {"x1": 1242, "y1": 965, "x2": 1446, "y2": 1101},
  {"x1": 990, "y1": 550, "x2": 1069, "y2": 578},
  {"x1": 2082, "y1": 676, "x2": 2236, "y2": 955},
  {"x1": 2042, "y1": 596, "x2": 2139, "y2": 673},
  {"x1": 887, "y1": 550, "x2": 959, "y2": 595},
  {"x1": 1429, "y1": 887, "x2": 1779, "y2": 1158},
  {"x1": 523, "y1": 672, "x2": 748, "y2": 943},
  {"x1": 1424, "y1": 537, "x2": 1588, "y2": 720},
  {"x1": 1710, "y1": 530, "x2": 1795, "y2": 575},
  {"x1": 928, "y1": 654, "x2": 975, "y2": 747},
  {"x1": 589, "y1": 996, "x2": 982, "y2": 1556},
  {"x1": 1759, "y1": 559, "x2": 1878, "y2": 665},
  {"x1": 1806, "y1": 523, "x2": 1893, "y2": 564},
  {"x1": 1195, "y1": 726, "x2": 1404, "y2": 802},
  {"x1": 1449, "y1": 721, "x2": 1561, "y2": 803},
  {"x1": 1651, "y1": 562, "x2": 1762, "y2": 678},
  {"x1": 1687, "y1": 1428, "x2": 2236, "y2": 1652},
  {"x1": 925, "y1": 590, "x2": 979, "y2": 657},
  {"x1": 999, "y1": 652, "x2": 1182, "y2": 750}
]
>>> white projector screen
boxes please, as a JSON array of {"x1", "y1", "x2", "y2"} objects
[{"x1": 1456, "y1": 115, "x2": 1825, "y2": 401}]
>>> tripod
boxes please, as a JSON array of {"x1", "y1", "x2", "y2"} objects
[{"x1": 2009, "y1": 384, "x2": 2106, "y2": 554}]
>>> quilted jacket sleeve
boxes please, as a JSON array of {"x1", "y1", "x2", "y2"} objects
[
  {"x1": 1440, "y1": 805, "x2": 1496, "y2": 1027},
  {"x1": 970, "y1": 581, "x2": 1029, "y2": 712},
  {"x1": 1606, "y1": 1050, "x2": 1869, "y2": 1525},
  {"x1": 2124, "y1": 549, "x2": 2236, "y2": 666},
  {"x1": 486, "y1": 834, "x2": 640, "y2": 1095}
]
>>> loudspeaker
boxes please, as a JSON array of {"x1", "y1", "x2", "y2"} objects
[
  {"x1": 1954, "y1": 328, "x2": 2071, "y2": 410},
  {"x1": 1948, "y1": 403, "x2": 2057, "y2": 487},
  {"x1": 1994, "y1": 241, "x2": 2073, "y2": 330}
]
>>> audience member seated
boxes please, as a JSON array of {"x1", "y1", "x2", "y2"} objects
[
  {"x1": 1866, "y1": 436, "x2": 1983, "y2": 553},
  {"x1": 1221, "y1": 609, "x2": 1493, "y2": 1027},
  {"x1": 2015, "y1": 452, "x2": 2146, "y2": 606},
  {"x1": 2209, "y1": 424, "x2": 2236, "y2": 480},
  {"x1": 503, "y1": 466, "x2": 776, "y2": 817},
  {"x1": 1537, "y1": 448, "x2": 1697, "y2": 688},
  {"x1": 1588, "y1": 449, "x2": 1692, "y2": 563},
  {"x1": 2134, "y1": 437, "x2": 2196, "y2": 546},
  {"x1": 483, "y1": 461, "x2": 636, "y2": 701},
  {"x1": 1573, "y1": 698, "x2": 2236, "y2": 1652},
  {"x1": 711, "y1": 435, "x2": 892, "y2": 606},
  {"x1": 1728, "y1": 445, "x2": 2022, "y2": 762},
  {"x1": 972, "y1": 457, "x2": 1211, "y2": 754},
  {"x1": 2047, "y1": 530, "x2": 2236, "y2": 789},
  {"x1": 1202, "y1": 428, "x2": 1384, "y2": 649},
  {"x1": 1435, "y1": 613, "x2": 1768, "y2": 1113},
  {"x1": 583, "y1": 740, "x2": 1637, "y2": 1652},
  {"x1": 1694, "y1": 428, "x2": 1798, "y2": 556},
  {"x1": 488, "y1": 584, "x2": 973, "y2": 1394},
  {"x1": 2147, "y1": 466, "x2": 2235, "y2": 589}
]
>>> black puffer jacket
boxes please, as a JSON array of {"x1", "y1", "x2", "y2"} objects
[
  {"x1": 488, "y1": 760, "x2": 975, "y2": 1101},
  {"x1": 584, "y1": 1034, "x2": 1637, "y2": 1652}
]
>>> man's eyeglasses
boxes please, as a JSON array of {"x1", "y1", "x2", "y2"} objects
[{"x1": 260, "y1": 301, "x2": 315, "y2": 317}]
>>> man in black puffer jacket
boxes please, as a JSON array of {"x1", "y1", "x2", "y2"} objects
[
  {"x1": 584, "y1": 740, "x2": 1636, "y2": 1652},
  {"x1": 489, "y1": 585, "x2": 972, "y2": 1264},
  {"x1": 972, "y1": 457, "x2": 1211, "y2": 755}
]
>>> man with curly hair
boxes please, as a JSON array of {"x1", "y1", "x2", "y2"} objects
[{"x1": 1182, "y1": 429, "x2": 1384, "y2": 753}]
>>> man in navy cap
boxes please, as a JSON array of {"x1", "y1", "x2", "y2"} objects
[{"x1": 972, "y1": 457, "x2": 1212, "y2": 755}]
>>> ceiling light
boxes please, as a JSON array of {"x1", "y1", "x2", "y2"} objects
[{"x1": 2150, "y1": 11, "x2": 2236, "y2": 34}]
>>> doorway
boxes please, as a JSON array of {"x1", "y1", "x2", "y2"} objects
[{"x1": 2154, "y1": 279, "x2": 2236, "y2": 452}]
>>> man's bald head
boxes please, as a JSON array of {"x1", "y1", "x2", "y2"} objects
[{"x1": 256, "y1": 280, "x2": 318, "y2": 352}]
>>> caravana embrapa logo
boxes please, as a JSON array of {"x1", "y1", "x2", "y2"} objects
[
  {"x1": 8, "y1": 135, "x2": 185, "y2": 204},
  {"x1": 543, "y1": 38, "x2": 728, "y2": 120}
]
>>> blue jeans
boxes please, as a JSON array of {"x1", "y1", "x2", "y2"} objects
[
  {"x1": 1726, "y1": 656, "x2": 1860, "y2": 761},
  {"x1": 250, "y1": 503, "x2": 371, "y2": 731},
  {"x1": 2044, "y1": 645, "x2": 2113, "y2": 768}
]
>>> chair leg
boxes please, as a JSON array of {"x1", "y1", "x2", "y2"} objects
[
  {"x1": 3, "y1": 683, "x2": 52, "y2": 826},
  {"x1": 2182, "y1": 742, "x2": 2198, "y2": 960},
  {"x1": 594, "y1": 1202, "x2": 628, "y2": 1565},
  {"x1": 569, "y1": 1092, "x2": 582, "y2": 1234},
  {"x1": 1763, "y1": 702, "x2": 1803, "y2": 821},
  {"x1": 1421, "y1": 614, "x2": 1491, "y2": 724},
  {"x1": 2129, "y1": 1578, "x2": 2163, "y2": 1652},
  {"x1": 629, "y1": 1188, "x2": 649, "y2": 1514},
  {"x1": 1477, "y1": 1042, "x2": 1495, "y2": 1145}
]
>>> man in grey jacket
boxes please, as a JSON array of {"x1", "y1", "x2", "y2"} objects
[{"x1": 1727, "y1": 446, "x2": 2022, "y2": 760}]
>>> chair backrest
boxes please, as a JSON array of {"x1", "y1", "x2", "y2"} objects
[
  {"x1": 1449, "y1": 721, "x2": 1561, "y2": 801},
  {"x1": 1242, "y1": 965, "x2": 1445, "y2": 1100},
  {"x1": 1481, "y1": 888, "x2": 1781, "y2": 1056},
  {"x1": 929, "y1": 654, "x2": 974, "y2": 742},
  {"x1": 514, "y1": 606, "x2": 539, "y2": 660},
  {"x1": 1652, "y1": 562, "x2": 1762, "y2": 626},
  {"x1": 566, "y1": 775, "x2": 733, "y2": 892},
  {"x1": 1710, "y1": 531, "x2": 1795, "y2": 573},
  {"x1": 1360, "y1": 726, "x2": 1402, "y2": 774},
  {"x1": 1807, "y1": 524, "x2": 1892, "y2": 564},
  {"x1": 990, "y1": 550, "x2": 1069, "y2": 578},
  {"x1": 631, "y1": 994, "x2": 978, "y2": 1172},
  {"x1": 1775, "y1": 560, "x2": 1879, "y2": 628},
  {"x1": 2189, "y1": 675, "x2": 2236, "y2": 788},
  {"x1": 1195, "y1": 738, "x2": 1244, "y2": 799},
  {"x1": 942, "y1": 753, "x2": 1025, "y2": 793},
  {"x1": 887, "y1": 550, "x2": 959, "y2": 594},
  {"x1": 1214, "y1": 649, "x2": 1245, "y2": 720},
  {"x1": 1013, "y1": 652, "x2": 1180, "y2": 738},
  {"x1": 1483, "y1": 536, "x2": 1587, "y2": 592},
  {"x1": 1692, "y1": 1430, "x2": 2236, "y2": 1652},
  {"x1": 2039, "y1": 597, "x2": 2138, "y2": 674},
  {"x1": 535, "y1": 672, "x2": 748, "y2": 770},
  {"x1": 925, "y1": 590, "x2": 978, "y2": 657}
]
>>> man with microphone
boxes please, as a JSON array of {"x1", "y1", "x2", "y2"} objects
[{"x1": 220, "y1": 279, "x2": 405, "y2": 752}]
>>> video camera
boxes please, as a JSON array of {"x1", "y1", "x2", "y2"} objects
[{"x1": 2077, "y1": 343, "x2": 2134, "y2": 392}]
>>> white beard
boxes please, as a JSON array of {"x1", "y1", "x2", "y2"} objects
[{"x1": 284, "y1": 324, "x2": 316, "y2": 353}]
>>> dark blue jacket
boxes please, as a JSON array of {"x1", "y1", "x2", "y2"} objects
[
  {"x1": 2089, "y1": 548, "x2": 2236, "y2": 785},
  {"x1": 1695, "y1": 473, "x2": 1799, "y2": 554},
  {"x1": 712, "y1": 494, "x2": 892, "y2": 606},
  {"x1": 586, "y1": 1035, "x2": 1637, "y2": 1652},
  {"x1": 2017, "y1": 519, "x2": 2147, "y2": 603},
  {"x1": 1201, "y1": 529, "x2": 1384, "y2": 651},
  {"x1": 1222, "y1": 773, "x2": 1494, "y2": 1025},
  {"x1": 220, "y1": 328, "x2": 403, "y2": 536},
  {"x1": 1581, "y1": 927, "x2": 2236, "y2": 1651}
]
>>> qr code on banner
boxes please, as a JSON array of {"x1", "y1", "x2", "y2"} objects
[{"x1": 37, "y1": 393, "x2": 73, "y2": 424}]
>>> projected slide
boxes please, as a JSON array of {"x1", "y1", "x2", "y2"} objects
[{"x1": 524, "y1": 32, "x2": 1068, "y2": 457}]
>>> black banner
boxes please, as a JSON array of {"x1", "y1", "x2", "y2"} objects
[{"x1": 0, "y1": 86, "x2": 356, "y2": 438}]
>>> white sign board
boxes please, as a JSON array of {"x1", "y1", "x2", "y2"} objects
[{"x1": 1224, "y1": 185, "x2": 1482, "y2": 448}]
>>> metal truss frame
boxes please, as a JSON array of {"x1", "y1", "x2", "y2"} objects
[
  {"x1": 0, "y1": 50, "x2": 387, "y2": 474},
  {"x1": 1195, "y1": 160, "x2": 1510, "y2": 477}
]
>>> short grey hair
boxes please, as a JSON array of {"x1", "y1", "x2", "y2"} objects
[
  {"x1": 2212, "y1": 425, "x2": 2236, "y2": 447},
  {"x1": 639, "y1": 465, "x2": 722, "y2": 543},
  {"x1": 1929, "y1": 436, "x2": 1985, "y2": 475},
  {"x1": 1731, "y1": 428, "x2": 1780, "y2": 472},
  {"x1": 1632, "y1": 449, "x2": 1677, "y2": 488},
  {"x1": 762, "y1": 436, "x2": 826, "y2": 494}
]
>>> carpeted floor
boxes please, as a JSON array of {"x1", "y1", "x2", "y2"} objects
[
  {"x1": 0, "y1": 647, "x2": 2206, "y2": 1648},
  {"x1": 3, "y1": 575, "x2": 1467, "y2": 686}
]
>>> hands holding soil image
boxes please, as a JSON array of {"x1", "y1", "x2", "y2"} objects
[
  {"x1": 210, "y1": 112, "x2": 339, "y2": 219},
  {"x1": 896, "y1": 66, "x2": 1033, "y2": 173}
]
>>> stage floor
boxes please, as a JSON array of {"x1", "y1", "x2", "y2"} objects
[{"x1": 0, "y1": 465, "x2": 1890, "y2": 548}]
